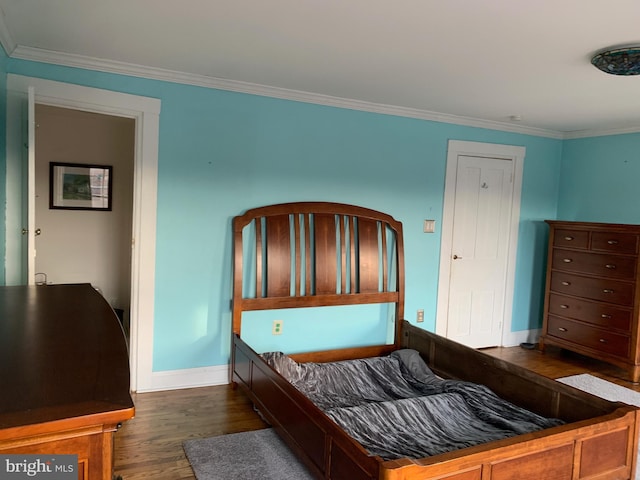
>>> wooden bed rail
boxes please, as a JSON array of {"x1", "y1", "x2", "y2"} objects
[{"x1": 232, "y1": 202, "x2": 405, "y2": 342}]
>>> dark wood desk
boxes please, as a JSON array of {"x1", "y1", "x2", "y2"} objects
[{"x1": 0, "y1": 284, "x2": 134, "y2": 480}]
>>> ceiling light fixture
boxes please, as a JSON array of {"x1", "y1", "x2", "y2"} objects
[{"x1": 591, "y1": 46, "x2": 640, "y2": 75}]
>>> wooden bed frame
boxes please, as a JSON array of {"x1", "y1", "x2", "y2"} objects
[{"x1": 231, "y1": 202, "x2": 640, "y2": 480}]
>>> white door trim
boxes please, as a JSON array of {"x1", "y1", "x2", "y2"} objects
[
  {"x1": 26, "y1": 86, "x2": 36, "y2": 285},
  {"x1": 6, "y1": 74, "x2": 160, "y2": 392},
  {"x1": 436, "y1": 140, "x2": 525, "y2": 344}
]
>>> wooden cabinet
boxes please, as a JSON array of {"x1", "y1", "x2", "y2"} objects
[
  {"x1": 540, "y1": 221, "x2": 640, "y2": 382},
  {"x1": 0, "y1": 284, "x2": 134, "y2": 480}
]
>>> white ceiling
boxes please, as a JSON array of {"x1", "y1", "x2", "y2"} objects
[{"x1": 1, "y1": 0, "x2": 640, "y2": 137}]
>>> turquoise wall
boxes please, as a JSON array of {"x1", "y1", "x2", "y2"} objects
[
  {"x1": 6, "y1": 58, "x2": 563, "y2": 371},
  {"x1": 559, "y1": 134, "x2": 640, "y2": 223}
]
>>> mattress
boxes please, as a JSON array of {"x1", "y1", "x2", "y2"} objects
[{"x1": 262, "y1": 349, "x2": 564, "y2": 460}]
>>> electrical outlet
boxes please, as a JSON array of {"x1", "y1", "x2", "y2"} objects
[
  {"x1": 272, "y1": 320, "x2": 283, "y2": 335},
  {"x1": 417, "y1": 309, "x2": 424, "y2": 323}
]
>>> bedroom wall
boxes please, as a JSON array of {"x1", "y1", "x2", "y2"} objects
[
  {"x1": 4, "y1": 58, "x2": 563, "y2": 375},
  {"x1": 558, "y1": 134, "x2": 640, "y2": 223},
  {"x1": 0, "y1": 46, "x2": 7, "y2": 285}
]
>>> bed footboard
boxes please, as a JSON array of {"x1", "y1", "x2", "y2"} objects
[{"x1": 380, "y1": 407, "x2": 639, "y2": 480}]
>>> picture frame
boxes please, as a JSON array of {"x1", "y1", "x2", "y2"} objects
[{"x1": 50, "y1": 162, "x2": 113, "y2": 211}]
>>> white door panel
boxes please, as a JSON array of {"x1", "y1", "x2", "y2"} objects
[
  {"x1": 437, "y1": 141, "x2": 525, "y2": 348},
  {"x1": 446, "y1": 155, "x2": 514, "y2": 348}
]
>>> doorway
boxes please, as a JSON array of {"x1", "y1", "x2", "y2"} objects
[
  {"x1": 436, "y1": 140, "x2": 525, "y2": 348},
  {"x1": 5, "y1": 74, "x2": 161, "y2": 392},
  {"x1": 34, "y1": 105, "x2": 135, "y2": 331}
]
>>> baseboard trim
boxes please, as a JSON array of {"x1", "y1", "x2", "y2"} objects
[
  {"x1": 502, "y1": 328, "x2": 542, "y2": 348},
  {"x1": 138, "y1": 364, "x2": 230, "y2": 393},
  {"x1": 136, "y1": 330, "x2": 542, "y2": 392}
]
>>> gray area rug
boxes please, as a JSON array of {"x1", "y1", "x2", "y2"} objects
[
  {"x1": 557, "y1": 373, "x2": 640, "y2": 407},
  {"x1": 183, "y1": 428, "x2": 315, "y2": 480},
  {"x1": 557, "y1": 373, "x2": 640, "y2": 480}
]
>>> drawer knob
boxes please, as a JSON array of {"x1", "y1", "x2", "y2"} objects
[
  {"x1": 601, "y1": 314, "x2": 612, "y2": 319},
  {"x1": 560, "y1": 304, "x2": 569, "y2": 309},
  {"x1": 607, "y1": 240, "x2": 619, "y2": 245},
  {"x1": 563, "y1": 258, "x2": 573, "y2": 263},
  {"x1": 558, "y1": 327, "x2": 568, "y2": 332},
  {"x1": 564, "y1": 236, "x2": 574, "y2": 241},
  {"x1": 561, "y1": 281, "x2": 571, "y2": 286},
  {"x1": 605, "y1": 264, "x2": 617, "y2": 269},
  {"x1": 603, "y1": 289, "x2": 615, "y2": 294},
  {"x1": 599, "y1": 338, "x2": 608, "y2": 343}
]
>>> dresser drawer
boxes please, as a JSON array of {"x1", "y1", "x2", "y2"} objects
[
  {"x1": 548, "y1": 294, "x2": 632, "y2": 332},
  {"x1": 551, "y1": 248, "x2": 637, "y2": 280},
  {"x1": 547, "y1": 316, "x2": 630, "y2": 357},
  {"x1": 591, "y1": 232, "x2": 638, "y2": 254},
  {"x1": 553, "y1": 229, "x2": 589, "y2": 249},
  {"x1": 550, "y1": 272, "x2": 634, "y2": 306}
]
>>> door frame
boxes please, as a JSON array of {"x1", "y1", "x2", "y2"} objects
[
  {"x1": 5, "y1": 74, "x2": 160, "y2": 392},
  {"x1": 435, "y1": 140, "x2": 525, "y2": 345}
]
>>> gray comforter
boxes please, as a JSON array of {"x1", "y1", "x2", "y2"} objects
[{"x1": 262, "y1": 349, "x2": 563, "y2": 460}]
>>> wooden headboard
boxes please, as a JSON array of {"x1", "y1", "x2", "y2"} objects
[{"x1": 232, "y1": 202, "x2": 405, "y2": 351}]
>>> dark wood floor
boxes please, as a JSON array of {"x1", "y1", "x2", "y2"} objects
[{"x1": 113, "y1": 344, "x2": 640, "y2": 479}]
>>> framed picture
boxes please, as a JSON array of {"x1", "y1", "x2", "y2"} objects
[{"x1": 50, "y1": 162, "x2": 113, "y2": 211}]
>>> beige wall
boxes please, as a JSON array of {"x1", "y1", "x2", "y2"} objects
[{"x1": 34, "y1": 104, "x2": 135, "y2": 312}]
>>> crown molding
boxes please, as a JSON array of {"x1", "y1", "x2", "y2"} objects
[
  {"x1": 17, "y1": 44, "x2": 632, "y2": 141},
  {"x1": 563, "y1": 124, "x2": 640, "y2": 140},
  {"x1": 0, "y1": 6, "x2": 16, "y2": 56}
]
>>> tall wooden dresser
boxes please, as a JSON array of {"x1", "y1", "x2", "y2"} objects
[{"x1": 540, "y1": 221, "x2": 640, "y2": 382}]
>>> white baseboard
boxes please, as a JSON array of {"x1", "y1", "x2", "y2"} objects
[
  {"x1": 134, "y1": 330, "x2": 542, "y2": 393},
  {"x1": 137, "y1": 364, "x2": 230, "y2": 393},
  {"x1": 501, "y1": 328, "x2": 541, "y2": 348}
]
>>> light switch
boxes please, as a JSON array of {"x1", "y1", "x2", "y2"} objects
[{"x1": 423, "y1": 220, "x2": 435, "y2": 233}]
